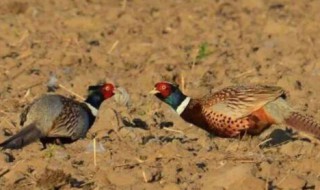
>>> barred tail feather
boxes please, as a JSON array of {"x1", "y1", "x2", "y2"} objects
[
  {"x1": 284, "y1": 112, "x2": 320, "y2": 139},
  {"x1": 0, "y1": 123, "x2": 42, "y2": 149}
]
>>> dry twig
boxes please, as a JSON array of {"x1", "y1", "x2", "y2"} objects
[
  {"x1": 108, "y1": 40, "x2": 119, "y2": 54},
  {"x1": 58, "y1": 84, "x2": 85, "y2": 101},
  {"x1": 0, "y1": 168, "x2": 10, "y2": 178},
  {"x1": 163, "y1": 127, "x2": 185, "y2": 135},
  {"x1": 93, "y1": 138, "x2": 97, "y2": 167}
]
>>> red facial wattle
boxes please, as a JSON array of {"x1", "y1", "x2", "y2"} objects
[
  {"x1": 100, "y1": 83, "x2": 115, "y2": 99},
  {"x1": 155, "y1": 82, "x2": 172, "y2": 98}
]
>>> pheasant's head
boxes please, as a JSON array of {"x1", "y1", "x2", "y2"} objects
[
  {"x1": 150, "y1": 81, "x2": 175, "y2": 99},
  {"x1": 88, "y1": 83, "x2": 115, "y2": 100},
  {"x1": 150, "y1": 81, "x2": 187, "y2": 111}
]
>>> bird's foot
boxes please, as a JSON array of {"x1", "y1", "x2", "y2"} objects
[{"x1": 54, "y1": 138, "x2": 67, "y2": 149}]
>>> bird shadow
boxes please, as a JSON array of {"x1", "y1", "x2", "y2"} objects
[
  {"x1": 259, "y1": 128, "x2": 311, "y2": 149},
  {"x1": 40, "y1": 137, "x2": 76, "y2": 150}
]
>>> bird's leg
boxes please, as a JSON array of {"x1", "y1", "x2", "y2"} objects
[
  {"x1": 55, "y1": 138, "x2": 62, "y2": 145},
  {"x1": 40, "y1": 138, "x2": 47, "y2": 150},
  {"x1": 54, "y1": 138, "x2": 67, "y2": 149}
]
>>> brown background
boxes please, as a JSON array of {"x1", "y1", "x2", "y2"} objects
[{"x1": 1, "y1": 0, "x2": 320, "y2": 189}]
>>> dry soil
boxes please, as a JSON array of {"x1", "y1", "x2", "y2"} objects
[{"x1": 1, "y1": 0, "x2": 320, "y2": 189}]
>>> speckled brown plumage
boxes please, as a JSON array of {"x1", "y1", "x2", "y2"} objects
[
  {"x1": 151, "y1": 82, "x2": 320, "y2": 139},
  {"x1": 181, "y1": 85, "x2": 286, "y2": 137}
]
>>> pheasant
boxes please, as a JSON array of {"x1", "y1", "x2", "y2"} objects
[
  {"x1": 0, "y1": 83, "x2": 116, "y2": 149},
  {"x1": 150, "y1": 81, "x2": 320, "y2": 139}
]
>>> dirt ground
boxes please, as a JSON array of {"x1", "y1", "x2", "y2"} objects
[{"x1": 1, "y1": 0, "x2": 320, "y2": 189}]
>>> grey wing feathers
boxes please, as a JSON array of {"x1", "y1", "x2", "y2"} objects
[
  {"x1": 48, "y1": 97, "x2": 89, "y2": 140},
  {"x1": 19, "y1": 94, "x2": 89, "y2": 140},
  {"x1": 20, "y1": 95, "x2": 64, "y2": 129},
  {"x1": 1, "y1": 94, "x2": 91, "y2": 149},
  {"x1": 19, "y1": 97, "x2": 40, "y2": 126},
  {"x1": 20, "y1": 105, "x2": 31, "y2": 126}
]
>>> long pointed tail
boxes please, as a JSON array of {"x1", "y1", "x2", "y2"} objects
[
  {"x1": 284, "y1": 112, "x2": 320, "y2": 139},
  {"x1": 0, "y1": 123, "x2": 43, "y2": 149}
]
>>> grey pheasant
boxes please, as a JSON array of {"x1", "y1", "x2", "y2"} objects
[{"x1": 0, "y1": 83, "x2": 116, "y2": 149}]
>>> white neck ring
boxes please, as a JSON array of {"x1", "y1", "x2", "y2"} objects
[
  {"x1": 176, "y1": 97, "x2": 191, "y2": 115},
  {"x1": 85, "y1": 102, "x2": 98, "y2": 117}
]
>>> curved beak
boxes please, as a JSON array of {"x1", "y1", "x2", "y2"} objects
[{"x1": 149, "y1": 88, "x2": 160, "y2": 95}]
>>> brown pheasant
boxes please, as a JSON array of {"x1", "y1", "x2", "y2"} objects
[{"x1": 150, "y1": 81, "x2": 320, "y2": 139}]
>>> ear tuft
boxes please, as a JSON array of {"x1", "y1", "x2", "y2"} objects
[{"x1": 87, "y1": 85, "x2": 101, "y2": 94}]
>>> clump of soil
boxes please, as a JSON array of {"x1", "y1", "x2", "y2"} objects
[{"x1": 36, "y1": 168, "x2": 71, "y2": 189}]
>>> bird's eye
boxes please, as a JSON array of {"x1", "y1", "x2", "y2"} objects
[
  {"x1": 161, "y1": 85, "x2": 166, "y2": 90},
  {"x1": 105, "y1": 86, "x2": 110, "y2": 91}
]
